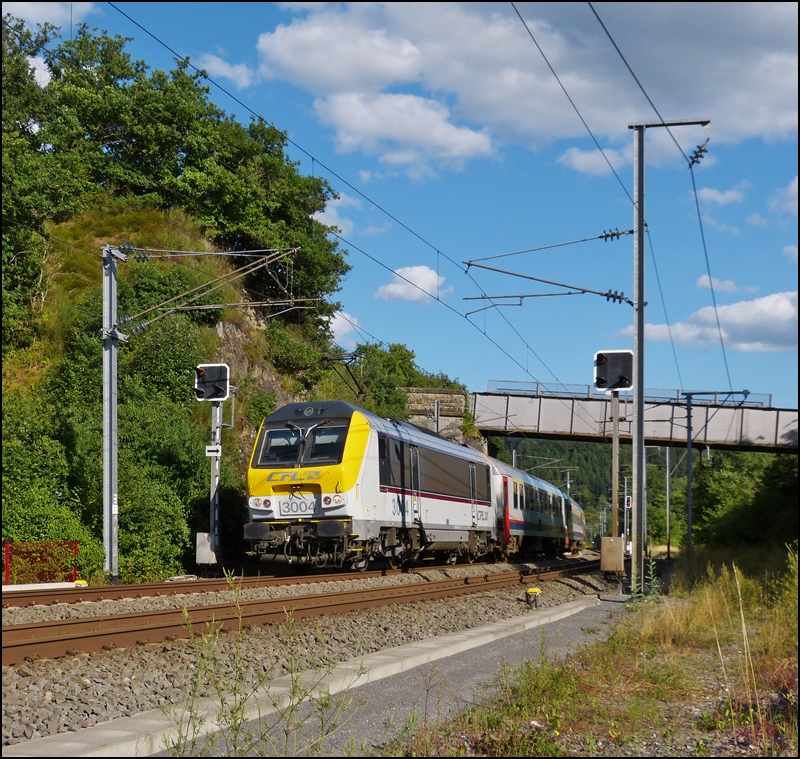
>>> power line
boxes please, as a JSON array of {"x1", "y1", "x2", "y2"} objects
[
  {"x1": 645, "y1": 229, "x2": 684, "y2": 389},
  {"x1": 587, "y1": 2, "x2": 690, "y2": 164},
  {"x1": 510, "y1": 1, "x2": 633, "y2": 204},
  {"x1": 689, "y1": 167, "x2": 733, "y2": 390},
  {"x1": 586, "y1": 2, "x2": 731, "y2": 392},
  {"x1": 468, "y1": 228, "x2": 632, "y2": 263},
  {"x1": 102, "y1": 2, "x2": 600, "y2": 418},
  {"x1": 330, "y1": 230, "x2": 602, "y2": 433}
]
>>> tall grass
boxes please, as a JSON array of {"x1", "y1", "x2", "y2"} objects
[{"x1": 385, "y1": 543, "x2": 798, "y2": 757}]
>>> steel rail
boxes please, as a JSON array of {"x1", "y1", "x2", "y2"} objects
[
  {"x1": 1, "y1": 569, "x2": 401, "y2": 608},
  {"x1": 2, "y1": 553, "x2": 598, "y2": 608},
  {"x1": 2, "y1": 561, "x2": 600, "y2": 666}
]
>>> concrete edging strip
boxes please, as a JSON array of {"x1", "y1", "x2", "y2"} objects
[{"x1": 3, "y1": 595, "x2": 600, "y2": 757}]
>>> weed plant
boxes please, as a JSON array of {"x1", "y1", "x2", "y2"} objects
[{"x1": 164, "y1": 570, "x2": 365, "y2": 756}]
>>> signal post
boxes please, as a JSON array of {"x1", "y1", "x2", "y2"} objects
[
  {"x1": 594, "y1": 350, "x2": 632, "y2": 576},
  {"x1": 194, "y1": 364, "x2": 231, "y2": 565}
]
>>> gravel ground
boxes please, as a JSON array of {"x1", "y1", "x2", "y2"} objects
[{"x1": 2, "y1": 567, "x2": 609, "y2": 746}]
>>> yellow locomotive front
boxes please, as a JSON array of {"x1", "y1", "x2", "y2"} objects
[{"x1": 244, "y1": 401, "x2": 371, "y2": 568}]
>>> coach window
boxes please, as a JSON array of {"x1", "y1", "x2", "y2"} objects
[
  {"x1": 378, "y1": 436, "x2": 391, "y2": 487},
  {"x1": 418, "y1": 447, "x2": 470, "y2": 500}
]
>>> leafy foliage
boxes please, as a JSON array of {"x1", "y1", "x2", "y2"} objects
[
  {"x1": 693, "y1": 451, "x2": 798, "y2": 547},
  {"x1": 2, "y1": 390, "x2": 106, "y2": 579},
  {"x1": 352, "y1": 342, "x2": 464, "y2": 420}
]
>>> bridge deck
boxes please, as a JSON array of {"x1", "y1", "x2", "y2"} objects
[{"x1": 470, "y1": 390, "x2": 798, "y2": 451}]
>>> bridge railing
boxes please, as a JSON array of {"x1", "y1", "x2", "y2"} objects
[{"x1": 485, "y1": 380, "x2": 772, "y2": 408}]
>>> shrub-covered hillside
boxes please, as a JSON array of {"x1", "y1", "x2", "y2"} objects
[{"x1": 2, "y1": 17, "x2": 463, "y2": 582}]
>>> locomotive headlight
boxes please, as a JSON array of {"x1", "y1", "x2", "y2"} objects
[
  {"x1": 322, "y1": 493, "x2": 347, "y2": 508},
  {"x1": 249, "y1": 497, "x2": 272, "y2": 510}
]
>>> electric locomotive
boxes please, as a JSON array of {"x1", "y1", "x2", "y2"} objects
[{"x1": 244, "y1": 401, "x2": 497, "y2": 569}]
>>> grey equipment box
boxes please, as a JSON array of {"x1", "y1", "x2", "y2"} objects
[{"x1": 600, "y1": 536, "x2": 625, "y2": 573}]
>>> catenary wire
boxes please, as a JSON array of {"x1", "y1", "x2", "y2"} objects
[
  {"x1": 586, "y1": 1, "x2": 731, "y2": 392},
  {"x1": 102, "y1": 2, "x2": 604, "y2": 418}
]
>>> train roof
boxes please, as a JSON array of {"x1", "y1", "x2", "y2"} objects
[
  {"x1": 262, "y1": 401, "x2": 487, "y2": 463},
  {"x1": 488, "y1": 456, "x2": 566, "y2": 497}
]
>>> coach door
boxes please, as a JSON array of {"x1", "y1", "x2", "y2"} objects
[
  {"x1": 469, "y1": 464, "x2": 477, "y2": 526},
  {"x1": 409, "y1": 446, "x2": 421, "y2": 523},
  {"x1": 502, "y1": 476, "x2": 511, "y2": 542}
]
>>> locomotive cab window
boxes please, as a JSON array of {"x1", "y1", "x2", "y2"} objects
[
  {"x1": 256, "y1": 428, "x2": 301, "y2": 465},
  {"x1": 254, "y1": 419, "x2": 349, "y2": 468},
  {"x1": 306, "y1": 426, "x2": 348, "y2": 464}
]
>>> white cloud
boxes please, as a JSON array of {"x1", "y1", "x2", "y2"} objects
[
  {"x1": 696, "y1": 275, "x2": 740, "y2": 293},
  {"x1": 312, "y1": 193, "x2": 362, "y2": 236},
  {"x1": 329, "y1": 311, "x2": 360, "y2": 350},
  {"x1": 747, "y1": 213, "x2": 769, "y2": 227},
  {"x1": 636, "y1": 292, "x2": 798, "y2": 352},
  {"x1": 362, "y1": 222, "x2": 392, "y2": 237},
  {"x1": 697, "y1": 187, "x2": 746, "y2": 206},
  {"x1": 5, "y1": 2, "x2": 97, "y2": 28},
  {"x1": 245, "y1": 3, "x2": 796, "y2": 175},
  {"x1": 556, "y1": 147, "x2": 628, "y2": 176},
  {"x1": 784, "y1": 245, "x2": 798, "y2": 263},
  {"x1": 257, "y1": 11, "x2": 423, "y2": 94},
  {"x1": 770, "y1": 176, "x2": 798, "y2": 216},
  {"x1": 315, "y1": 92, "x2": 492, "y2": 174},
  {"x1": 196, "y1": 54, "x2": 256, "y2": 90},
  {"x1": 375, "y1": 265, "x2": 453, "y2": 303}
]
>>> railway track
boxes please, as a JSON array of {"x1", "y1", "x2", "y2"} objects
[
  {"x1": 2, "y1": 559, "x2": 601, "y2": 665},
  {"x1": 2, "y1": 567, "x2": 400, "y2": 608},
  {"x1": 1, "y1": 553, "x2": 599, "y2": 608}
]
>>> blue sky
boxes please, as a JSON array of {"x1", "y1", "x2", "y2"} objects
[{"x1": 10, "y1": 2, "x2": 798, "y2": 408}]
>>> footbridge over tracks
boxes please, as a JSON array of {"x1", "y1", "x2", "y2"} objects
[{"x1": 469, "y1": 382, "x2": 798, "y2": 452}]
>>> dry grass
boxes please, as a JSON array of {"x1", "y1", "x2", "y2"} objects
[{"x1": 384, "y1": 544, "x2": 798, "y2": 757}]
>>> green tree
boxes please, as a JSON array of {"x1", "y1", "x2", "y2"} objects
[
  {"x1": 692, "y1": 451, "x2": 797, "y2": 547},
  {"x1": 352, "y1": 342, "x2": 463, "y2": 419},
  {"x1": 2, "y1": 16, "x2": 91, "y2": 351},
  {"x1": 36, "y1": 23, "x2": 350, "y2": 321}
]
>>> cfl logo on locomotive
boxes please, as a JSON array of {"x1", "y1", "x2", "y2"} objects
[{"x1": 266, "y1": 471, "x2": 322, "y2": 482}]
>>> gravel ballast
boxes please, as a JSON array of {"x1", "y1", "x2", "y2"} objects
[{"x1": 2, "y1": 566, "x2": 609, "y2": 746}]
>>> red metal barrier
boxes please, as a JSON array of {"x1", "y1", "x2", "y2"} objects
[{"x1": 3, "y1": 541, "x2": 78, "y2": 585}]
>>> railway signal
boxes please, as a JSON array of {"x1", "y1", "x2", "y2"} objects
[
  {"x1": 194, "y1": 363, "x2": 230, "y2": 402},
  {"x1": 593, "y1": 350, "x2": 633, "y2": 392}
]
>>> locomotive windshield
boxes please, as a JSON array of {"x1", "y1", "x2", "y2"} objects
[{"x1": 254, "y1": 420, "x2": 349, "y2": 467}]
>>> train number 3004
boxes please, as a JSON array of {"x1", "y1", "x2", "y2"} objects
[{"x1": 278, "y1": 499, "x2": 316, "y2": 516}]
